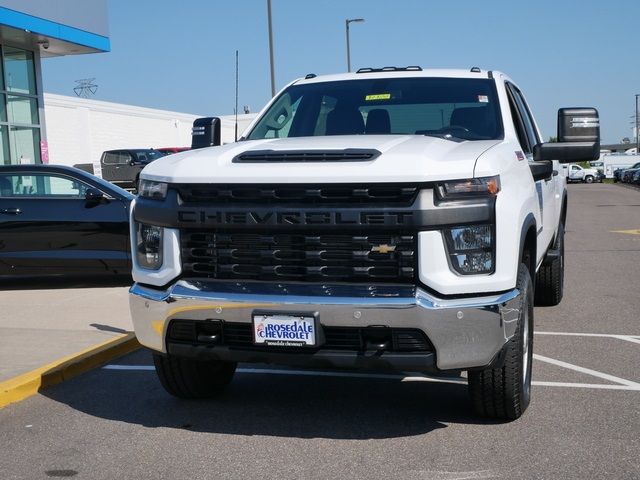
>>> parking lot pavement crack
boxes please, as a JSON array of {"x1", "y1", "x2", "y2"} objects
[{"x1": 532, "y1": 354, "x2": 640, "y2": 388}]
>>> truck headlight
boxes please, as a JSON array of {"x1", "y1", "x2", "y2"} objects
[
  {"x1": 136, "y1": 223, "x2": 163, "y2": 269},
  {"x1": 437, "y1": 176, "x2": 500, "y2": 200},
  {"x1": 139, "y1": 180, "x2": 168, "y2": 200},
  {"x1": 443, "y1": 225, "x2": 494, "y2": 274}
]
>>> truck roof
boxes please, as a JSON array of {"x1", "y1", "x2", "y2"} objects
[{"x1": 295, "y1": 68, "x2": 500, "y2": 85}]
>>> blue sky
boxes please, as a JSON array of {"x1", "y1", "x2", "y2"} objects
[{"x1": 41, "y1": 0, "x2": 639, "y2": 143}]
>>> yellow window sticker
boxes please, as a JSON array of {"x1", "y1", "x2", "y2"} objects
[{"x1": 365, "y1": 93, "x2": 391, "y2": 101}]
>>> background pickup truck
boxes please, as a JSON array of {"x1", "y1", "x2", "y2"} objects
[
  {"x1": 129, "y1": 66, "x2": 600, "y2": 421},
  {"x1": 100, "y1": 148, "x2": 166, "y2": 190},
  {"x1": 564, "y1": 163, "x2": 603, "y2": 183}
]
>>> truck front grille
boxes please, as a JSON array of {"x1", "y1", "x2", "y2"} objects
[
  {"x1": 167, "y1": 320, "x2": 433, "y2": 353},
  {"x1": 174, "y1": 183, "x2": 419, "y2": 205},
  {"x1": 180, "y1": 232, "x2": 416, "y2": 283}
]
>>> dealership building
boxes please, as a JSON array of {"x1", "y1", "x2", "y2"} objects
[{"x1": 0, "y1": 0, "x2": 109, "y2": 165}]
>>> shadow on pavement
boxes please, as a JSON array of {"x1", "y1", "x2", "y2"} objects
[
  {"x1": 90, "y1": 323, "x2": 129, "y2": 334},
  {"x1": 42, "y1": 351, "x2": 500, "y2": 440},
  {"x1": 0, "y1": 276, "x2": 132, "y2": 291}
]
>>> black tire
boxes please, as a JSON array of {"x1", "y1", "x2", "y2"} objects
[
  {"x1": 534, "y1": 222, "x2": 565, "y2": 306},
  {"x1": 153, "y1": 353, "x2": 236, "y2": 399},
  {"x1": 584, "y1": 175, "x2": 594, "y2": 184},
  {"x1": 468, "y1": 263, "x2": 533, "y2": 421}
]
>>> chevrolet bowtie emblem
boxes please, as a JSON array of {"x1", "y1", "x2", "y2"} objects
[{"x1": 371, "y1": 244, "x2": 396, "y2": 254}]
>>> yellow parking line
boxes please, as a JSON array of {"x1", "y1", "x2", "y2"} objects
[{"x1": 611, "y1": 229, "x2": 640, "y2": 235}]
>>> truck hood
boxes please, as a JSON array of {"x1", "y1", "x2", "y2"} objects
[{"x1": 141, "y1": 135, "x2": 501, "y2": 184}]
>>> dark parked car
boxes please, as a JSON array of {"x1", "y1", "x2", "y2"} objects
[
  {"x1": 617, "y1": 162, "x2": 640, "y2": 183},
  {"x1": 0, "y1": 165, "x2": 134, "y2": 279},
  {"x1": 100, "y1": 148, "x2": 166, "y2": 190}
]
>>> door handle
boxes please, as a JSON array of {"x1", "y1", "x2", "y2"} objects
[{"x1": 0, "y1": 208, "x2": 21, "y2": 215}]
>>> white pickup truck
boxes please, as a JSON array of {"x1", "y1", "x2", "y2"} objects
[
  {"x1": 129, "y1": 67, "x2": 600, "y2": 420},
  {"x1": 564, "y1": 163, "x2": 601, "y2": 183}
]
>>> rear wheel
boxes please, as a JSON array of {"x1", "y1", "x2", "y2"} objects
[
  {"x1": 468, "y1": 263, "x2": 533, "y2": 420},
  {"x1": 153, "y1": 353, "x2": 236, "y2": 399},
  {"x1": 534, "y1": 222, "x2": 565, "y2": 306}
]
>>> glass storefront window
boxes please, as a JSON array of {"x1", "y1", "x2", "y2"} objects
[
  {"x1": 0, "y1": 94, "x2": 6, "y2": 122},
  {"x1": 0, "y1": 125, "x2": 10, "y2": 165},
  {"x1": 9, "y1": 126, "x2": 41, "y2": 164},
  {"x1": 7, "y1": 95, "x2": 38, "y2": 125},
  {"x1": 4, "y1": 47, "x2": 36, "y2": 95},
  {"x1": 0, "y1": 45, "x2": 42, "y2": 165}
]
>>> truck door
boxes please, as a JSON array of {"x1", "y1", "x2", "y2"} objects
[
  {"x1": 569, "y1": 164, "x2": 582, "y2": 181},
  {"x1": 100, "y1": 151, "x2": 119, "y2": 181},
  {"x1": 506, "y1": 83, "x2": 557, "y2": 265}
]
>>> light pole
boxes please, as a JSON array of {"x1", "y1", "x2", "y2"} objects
[
  {"x1": 267, "y1": 0, "x2": 276, "y2": 97},
  {"x1": 636, "y1": 94, "x2": 639, "y2": 154},
  {"x1": 345, "y1": 18, "x2": 364, "y2": 72}
]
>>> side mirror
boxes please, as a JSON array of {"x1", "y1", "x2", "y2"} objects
[
  {"x1": 85, "y1": 187, "x2": 106, "y2": 203},
  {"x1": 529, "y1": 160, "x2": 554, "y2": 181},
  {"x1": 534, "y1": 107, "x2": 600, "y2": 163},
  {"x1": 191, "y1": 117, "x2": 222, "y2": 149}
]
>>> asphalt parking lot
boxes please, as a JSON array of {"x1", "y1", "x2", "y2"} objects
[{"x1": 1, "y1": 183, "x2": 639, "y2": 480}]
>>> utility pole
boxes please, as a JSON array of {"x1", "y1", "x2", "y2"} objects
[
  {"x1": 345, "y1": 18, "x2": 364, "y2": 72},
  {"x1": 636, "y1": 94, "x2": 639, "y2": 154},
  {"x1": 267, "y1": 0, "x2": 276, "y2": 97}
]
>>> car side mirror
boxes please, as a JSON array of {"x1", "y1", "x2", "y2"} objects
[
  {"x1": 85, "y1": 187, "x2": 106, "y2": 203},
  {"x1": 533, "y1": 107, "x2": 600, "y2": 163}
]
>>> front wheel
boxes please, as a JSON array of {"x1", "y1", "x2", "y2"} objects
[
  {"x1": 468, "y1": 263, "x2": 533, "y2": 420},
  {"x1": 153, "y1": 353, "x2": 236, "y2": 399},
  {"x1": 584, "y1": 175, "x2": 594, "y2": 184}
]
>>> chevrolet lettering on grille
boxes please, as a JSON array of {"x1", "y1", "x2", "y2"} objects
[{"x1": 177, "y1": 210, "x2": 414, "y2": 226}]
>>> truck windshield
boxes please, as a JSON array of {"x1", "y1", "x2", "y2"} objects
[{"x1": 247, "y1": 77, "x2": 503, "y2": 141}]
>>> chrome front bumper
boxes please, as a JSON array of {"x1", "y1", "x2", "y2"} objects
[{"x1": 129, "y1": 280, "x2": 521, "y2": 371}]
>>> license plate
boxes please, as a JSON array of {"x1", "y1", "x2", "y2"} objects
[{"x1": 252, "y1": 313, "x2": 316, "y2": 347}]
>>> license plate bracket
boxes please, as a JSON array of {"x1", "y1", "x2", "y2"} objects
[{"x1": 252, "y1": 311, "x2": 317, "y2": 347}]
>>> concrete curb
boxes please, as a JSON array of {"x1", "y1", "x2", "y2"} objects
[{"x1": 0, "y1": 333, "x2": 140, "y2": 409}]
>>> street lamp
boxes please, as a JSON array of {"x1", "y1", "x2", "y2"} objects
[
  {"x1": 267, "y1": 0, "x2": 276, "y2": 97},
  {"x1": 345, "y1": 18, "x2": 364, "y2": 72}
]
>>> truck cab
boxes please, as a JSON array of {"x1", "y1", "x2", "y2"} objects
[
  {"x1": 100, "y1": 148, "x2": 166, "y2": 190},
  {"x1": 128, "y1": 67, "x2": 599, "y2": 420}
]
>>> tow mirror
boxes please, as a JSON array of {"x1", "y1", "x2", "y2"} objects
[
  {"x1": 191, "y1": 117, "x2": 221, "y2": 149},
  {"x1": 529, "y1": 161, "x2": 554, "y2": 181},
  {"x1": 533, "y1": 107, "x2": 600, "y2": 163}
]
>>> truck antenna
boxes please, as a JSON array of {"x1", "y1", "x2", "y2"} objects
[{"x1": 235, "y1": 50, "x2": 239, "y2": 142}]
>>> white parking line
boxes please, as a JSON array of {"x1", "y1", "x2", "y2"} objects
[
  {"x1": 102, "y1": 365, "x2": 640, "y2": 391},
  {"x1": 535, "y1": 331, "x2": 640, "y2": 344},
  {"x1": 532, "y1": 354, "x2": 640, "y2": 388}
]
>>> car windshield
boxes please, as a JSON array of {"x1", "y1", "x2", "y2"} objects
[{"x1": 247, "y1": 77, "x2": 503, "y2": 141}]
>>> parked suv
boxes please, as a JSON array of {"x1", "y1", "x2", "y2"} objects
[
  {"x1": 100, "y1": 149, "x2": 166, "y2": 190},
  {"x1": 129, "y1": 67, "x2": 599, "y2": 420}
]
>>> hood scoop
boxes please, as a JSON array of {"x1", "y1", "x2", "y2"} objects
[{"x1": 232, "y1": 148, "x2": 381, "y2": 163}]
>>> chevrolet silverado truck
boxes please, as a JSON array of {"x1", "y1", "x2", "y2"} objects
[{"x1": 129, "y1": 67, "x2": 600, "y2": 420}]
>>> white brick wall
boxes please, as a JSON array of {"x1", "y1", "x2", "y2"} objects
[{"x1": 43, "y1": 93, "x2": 255, "y2": 176}]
